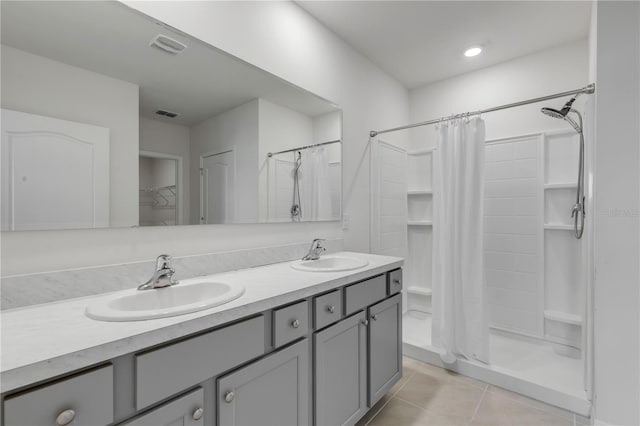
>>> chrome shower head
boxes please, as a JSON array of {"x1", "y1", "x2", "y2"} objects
[
  {"x1": 541, "y1": 96, "x2": 576, "y2": 118},
  {"x1": 541, "y1": 107, "x2": 566, "y2": 119},
  {"x1": 541, "y1": 96, "x2": 582, "y2": 133}
]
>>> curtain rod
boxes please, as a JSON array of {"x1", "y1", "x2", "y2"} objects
[
  {"x1": 267, "y1": 139, "x2": 341, "y2": 158},
  {"x1": 369, "y1": 83, "x2": 595, "y2": 138}
]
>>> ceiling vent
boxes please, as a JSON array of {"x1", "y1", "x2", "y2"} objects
[
  {"x1": 149, "y1": 34, "x2": 187, "y2": 55},
  {"x1": 155, "y1": 109, "x2": 179, "y2": 118}
]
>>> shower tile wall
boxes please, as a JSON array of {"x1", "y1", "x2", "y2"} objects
[
  {"x1": 484, "y1": 136, "x2": 543, "y2": 337},
  {"x1": 270, "y1": 158, "x2": 295, "y2": 221},
  {"x1": 371, "y1": 140, "x2": 407, "y2": 258}
]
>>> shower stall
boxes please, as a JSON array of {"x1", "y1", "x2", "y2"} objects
[{"x1": 369, "y1": 85, "x2": 595, "y2": 416}]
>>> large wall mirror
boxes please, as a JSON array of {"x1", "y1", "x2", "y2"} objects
[{"x1": 0, "y1": 1, "x2": 342, "y2": 231}]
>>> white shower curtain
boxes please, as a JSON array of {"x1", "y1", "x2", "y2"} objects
[
  {"x1": 432, "y1": 117, "x2": 489, "y2": 364},
  {"x1": 302, "y1": 147, "x2": 333, "y2": 221}
]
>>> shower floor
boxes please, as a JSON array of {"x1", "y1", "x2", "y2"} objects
[{"x1": 403, "y1": 310, "x2": 590, "y2": 416}]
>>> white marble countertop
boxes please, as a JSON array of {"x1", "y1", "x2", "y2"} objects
[{"x1": 1, "y1": 251, "x2": 402, "y2": 393}]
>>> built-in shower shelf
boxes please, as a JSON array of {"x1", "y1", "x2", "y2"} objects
[
  {"x1": 544, "y1": 223, "x2": 574, "y2": 231},
  {"x1": 544, "y1": 183, "x2": 578, "y2": 190},
  {"x1": 408, "y1": 189, "x2": 433, "y2": 196},
  {"x1": 407, "y1": 286, "x2": 433, "y2": 297},
  {"x1": 408, "y1": 220, "x2": 433, "y2": 227},
  {"x1": 544, "y1": 310, "x2": 582, "y2": 326}
]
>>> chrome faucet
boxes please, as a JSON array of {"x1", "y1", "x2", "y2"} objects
[
  {"x1": 138, "y1": 254, "x2": 179, "y2": 290},
  {"x1": 302, "y1": 238, "x2": 326, "y2": 261}
]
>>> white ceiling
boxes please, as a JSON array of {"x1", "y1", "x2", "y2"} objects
[
  {"x1": 296, "y1": 1, "x2": 592, "y2": 89},
  {"x1": 1, "y1": 1, "x2": 338, "y2": 126}
]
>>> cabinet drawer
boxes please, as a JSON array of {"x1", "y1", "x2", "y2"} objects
[
  {"x1": 4, "y1": 364, "x2": 113, "y2": 426},
  {"x1": 314, "y1": 289, "x2": 342, "y2": 330},
  {"x1": 273, "y1": 300, "x2": 309, "y2": 348},
  {"x1": 135, "y1": 315, "x2": 265, "y2": 410},
  {"x1": 388, "y1": 268, "x2": 403, "y2": 295},
  {"x1": 344, "y1": 274, "x2": 387, "y2": 315},
  {"x1": 121, "y1": 388, "x2": 204, "y2": 426}
]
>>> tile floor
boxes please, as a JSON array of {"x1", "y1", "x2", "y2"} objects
[{"x1": 356, "y1": 357, "x2": 589, "y2": 426}]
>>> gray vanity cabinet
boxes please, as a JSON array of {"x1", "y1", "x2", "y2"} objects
[
  {"x1": 314, "y1": 311, "x2": 368, "y2": 426},
  {"x1": 217, "y1": 338, "x2": 310, "y2": 426},
  {"x1": 2, "y1": 266, "x2": 403, "y2": 426},
  {"x1": 119, "y1": 388, "x2": 204, "y2": 426},
  {"x1": 368, "y1": 293, "x2": 402, "y2": 407}
]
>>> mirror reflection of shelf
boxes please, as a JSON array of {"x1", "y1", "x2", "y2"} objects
[
  {"x1": 544, "y1": 223, "x2": 574, "y2": 231},
  {"x1": 544, "y1": 310, "x2": 582, "y2": 326},
  {"x1": 408, "y1": 220, "x2": 433, "y2": 227},
  {"x1": 544, "y1": 182, "x2": 578, "y2": 190},
  {"x1": 408, "y1": 148, "x2": 435, "y2": 156},
  {"x1": 139, "y1": 185, "x2": 176, "y2": 209},
  {"x1": 408, "y1": 189, "x2": 433, "y2": 196}
]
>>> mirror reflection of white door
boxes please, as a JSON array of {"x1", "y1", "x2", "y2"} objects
[
  {"x1": 1, "y1": 109, "x2": 110, "y2": 231},
  {"x1": 200, "y1": 150, "x2": 234, "y2": 224}
]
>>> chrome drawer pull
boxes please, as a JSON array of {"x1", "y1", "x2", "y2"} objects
[
  {"x1": 224, "y1": 391, "x2": 235, "y2": 403},
  {"x1": 291, "y1": 319, "x2": 300, "y2": 328},
  {"x1": 327, "y1": 305, "x2": 335, "y2": 314},
  {"x1": 361, "y1": 319, "x2": 369, "y2": 326},
  {"x1": 56, "y1": 409, "x2": 76, "y2": 426},
  {"x1": 393, "y1": 279, "x2": 401, "y2": 285},
  {"x1": 193, "y1": 407, "x2": 204, "y2": 421}
]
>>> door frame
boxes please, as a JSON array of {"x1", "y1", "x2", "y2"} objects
[
  {"x1": 199, "y1": 147, "x2": 235, "y2": 224},
  {"x1": 139, "y1": 150, "x2": 183, "y2": 226}
]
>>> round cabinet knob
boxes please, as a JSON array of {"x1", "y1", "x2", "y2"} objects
[
  {"x1": 291, "y1": 319, "x2": 300, "y2": 328},
  {"x1": 361, "y1": 319, "x2": 369, "y2": 326},
  {"x1": 192, "y1": 407, "x2": 204, "y2": 421},
  {"x1": 56, "y1": 409, "x2": 76, "y2": 426},
  {"x1": 371, "y1": 314, "x2": 378, "y2": 321},
  {"x1": 224, "y1": 391, "x2": 235, "y2": 403},
  {"x1": 327, "y1": 305, "x2": 335, "y2": 314}
]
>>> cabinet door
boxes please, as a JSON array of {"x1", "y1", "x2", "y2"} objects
[
  {"x1": 314, "y1": 311, "x2": 367, "y2": 426},
  {"x1": 368, "y1": 294, "x2": 402, "y2": 406},
  {"x1": 119, "y1": 388, "x2": 204, "y2": 426},
  {"x1": 217, "y1": 338, "x2": 310, "y2": 426}
]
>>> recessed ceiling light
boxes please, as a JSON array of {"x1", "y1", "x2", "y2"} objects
[{"x1": 464, "y1": 46, "x2": 482, "y2": 57}]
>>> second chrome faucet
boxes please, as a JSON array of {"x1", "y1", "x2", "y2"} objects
[{"x1": 138, "y1": 254, "x2": 179, "y2": 290}]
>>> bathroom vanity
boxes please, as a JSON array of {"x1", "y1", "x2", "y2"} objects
[{"x1": 0, "y1": 252, "x2": 403, "y2": 426}]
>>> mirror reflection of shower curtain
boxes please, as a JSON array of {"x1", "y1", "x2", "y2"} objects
[
  {"x1": 432, "y1": 117, "x2": 489, "y2": 364},
  {"x1": 301, "y1": 147, "x2": 333, "y2": 221}
]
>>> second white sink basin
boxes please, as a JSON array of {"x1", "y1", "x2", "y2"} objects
[
  {"x1": 85, "y1": 279, "x2": 244, "y2": 322},
  {"x1": 290, "y1": 256, "x2": 369, "y2": 272}
]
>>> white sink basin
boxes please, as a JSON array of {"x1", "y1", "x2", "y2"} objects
[
  {"x1": 85, "y1": 279, "x2": 244, "y2": 322},
  {"x1": 290, "y1": 256, "x2": 369, "y2": 272}
]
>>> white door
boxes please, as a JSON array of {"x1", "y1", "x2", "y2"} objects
[
  {"x1": 201, "y1": 150, "x2": 234, "y2": 224},
  {"x1": 1, "y1": 109, "x2": 110, "y2": 231}
]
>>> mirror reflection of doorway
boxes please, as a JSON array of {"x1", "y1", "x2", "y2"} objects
[
  {"x1": 139, "y1": 152, "x2": 179, "y2": 226},
  {"x1": 200, "y1": 149, "x2": 234, "y2": 224}
]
